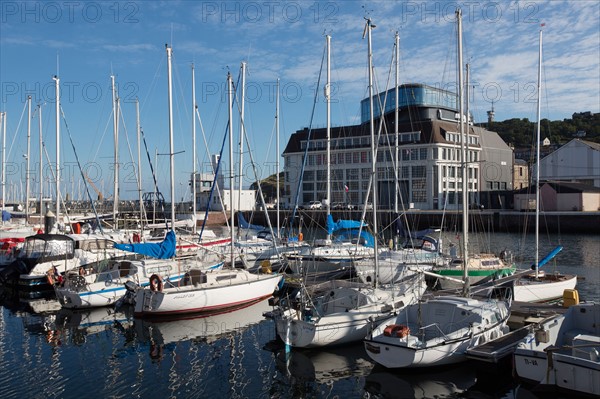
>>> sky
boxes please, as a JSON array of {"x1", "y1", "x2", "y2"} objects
[{"x1": 1, "y1": 0, "x2": 598, "y2": 203}]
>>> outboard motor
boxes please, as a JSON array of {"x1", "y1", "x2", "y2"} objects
[{"x1": 0, "y1": 259, "x2": 31, "y2": 285}]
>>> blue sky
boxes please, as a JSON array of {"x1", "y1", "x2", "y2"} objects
[{"x1": 1, "y1": 1, "x2": 598, "y2": 202}]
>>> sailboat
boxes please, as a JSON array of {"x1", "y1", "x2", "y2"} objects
[
  {"x1": 510, "y1": 29, "x2": 577, "y2": 302},
  {"x1": 363, "y1": 9, "x2": 510, "y2": 368},
  {"x1": 513, "y1": 301, "x2": 599, "y2": 396},
  {"x1": 271, "y1": 26, "x2": 426, "y2": 349},
  {"x1": 132, "y1": 47, "x2": 282, "y2": 319},
  {"x1": 430, "y1": 63, "x2": 515, "y2": 289}
]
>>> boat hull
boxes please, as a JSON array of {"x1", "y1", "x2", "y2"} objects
[
  {"x1": 364, "y1": 296, "x2": 510, "y2": 368},
  {"x1": 513, "y1": 274, "x2": 578, "y2": 302},
  {"x1": 133, "y1": 270, "x2": 282, "y2": 318}
]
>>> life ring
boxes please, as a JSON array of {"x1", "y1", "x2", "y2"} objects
[
  {"x1": 149, "y1": 274, "x2": 163, "y2": 292},
  {"x1": 383, "y1": 324, "x2": 411, "y2": 338}
]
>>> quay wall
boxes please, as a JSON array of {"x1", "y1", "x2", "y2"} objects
[{"x1": 242, "y1": 210, "x2": 600, "y2": 235}]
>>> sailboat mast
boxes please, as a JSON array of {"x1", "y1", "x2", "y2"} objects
[
  {"x1": 276, "y1": 78, "x2": 280, "y2": 238},
  {"x1": 135, "y1": 98, "x2": 143, "y2": 232},
  {"x1": 456, "y1": 9, "x2": 469, "y2": 295},
  {"x1": 366, "y1": 18, "x2": 380, "y2": 288},
  {"x1": 1, "y1": 112, "x2": 5, "y2": 220},
  {"x1": 535, "y1": 29, "x2": 542, "y2": 278},
  {"x1": 111, "y1": 75, "x2": 119, "y2": 228},
  {"x1": 227, "y1": 72, "x2": 235, "y2": 263},
  {"x1": 394, "y1": 31, "x2": 399, "y2": 215},
  {"x1": 26, "y1": 96, "x2": 31, "y2": 223},
  {"x1": 237, "y1": 61, "x2": 246, "y2": 233},
  {"x1": 166, "y1": 45, "x2": 176, "y2": 228},
  {"x1": 325, "y1": 34, "x2": 331, "y2": 240},
  {"x1": 38, "y1": 104, "x2": 43, "y2": 222},
  {"x1": 53, "y1": 75, "x2": 60, "y2": 222},
  {"x1": 191, "y1": 63, "x2": 197, "y2": 234}
]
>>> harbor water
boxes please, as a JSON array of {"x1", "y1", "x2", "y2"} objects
[{"x1": 0, "y1": 232, "x2": 598, "y2": 398}]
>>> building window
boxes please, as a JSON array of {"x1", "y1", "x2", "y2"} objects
[
  {"x1": 347, "y1": 168, "x2": 359, "y2": 180},
  {"x1": 361, "y1": 168, "x2": 370, "y2": 180},
  {"x1": 316, "y1": 170, "x2": 327, "y2": 181}
]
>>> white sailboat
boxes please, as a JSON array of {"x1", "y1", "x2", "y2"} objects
[
  {"x1": 363, "y1": 9, "x2": 511, "y2": 368},
  {"x1": 511, "y1": 29, "x2": 577, "y2": 302},
  {"x1": 132, "y1": 47, "x2": 282, "y2": 319},
  {"x1": 285, "y1": 33, "x2": 375, "y2": 277},
  {"x1": 271, "y1": 26, "x2": 426, "y2": 349}
]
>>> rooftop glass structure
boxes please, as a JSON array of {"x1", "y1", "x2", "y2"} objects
[{"x1": 360, "y1": 83, "x2": 458, "y2": 123}]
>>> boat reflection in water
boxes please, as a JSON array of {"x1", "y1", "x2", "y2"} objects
[
  {"x1": 277, "y1": 344, "x2": 374, "y2": 383},
  {"x1": 364, "y1": 361, "x2": 477, "y2": 398},
  {"x1": 48, "y1": 306, "x2": 134, "y2": 346},
  {"x1": 134, "y1": 298, "x2": 272, "y2": 360}
]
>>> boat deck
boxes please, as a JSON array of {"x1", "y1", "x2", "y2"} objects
[{"x1": 466, "y1": 301, "x2": 569, "y2": 363}]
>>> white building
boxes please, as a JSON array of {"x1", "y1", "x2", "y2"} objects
[
  {"x1": 534, "y1": 139, "x2": 600, "y2": 188},
  {"x1": 198, "y1": 189, "x2": 256, "y2": 212},
  {"x1": 283, "y1": 84, "x2": 514, "y2": 210}
]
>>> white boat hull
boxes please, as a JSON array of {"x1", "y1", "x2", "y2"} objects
[
  {"x1": 133, "y1": 269, "x2": 282, "y2": 318},
  {"x1": 514, "y1": 303, "x2": 600, "y2": 396},
  {"x1": 513, "y1": 273, "x2": 578, "y2": 302},
  {"x1": 275, "y1": 273, "x2": 426, "y2": 348},
  {"x1": 364, "y1": 296, "x2": 510, "y2": 368}
]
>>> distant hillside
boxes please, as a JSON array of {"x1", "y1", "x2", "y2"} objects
[
  {"x1": 481, "y1": 111, "x2": 599, "y2": 148},
  {"x1": 249, "y1": 172, "x2": 286, "y2": 204}
]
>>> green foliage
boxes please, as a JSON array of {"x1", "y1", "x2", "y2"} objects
[
  {"x1": 249, "y1": 172, "x2": 285, "y2": 203},
  {"x1": 482, "y1": 112, "x2": 599, "y2": 148}
]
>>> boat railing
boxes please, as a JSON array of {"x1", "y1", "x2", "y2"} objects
[{"x1": 419, "y1": 322, "x2": 449, "y2": 341}]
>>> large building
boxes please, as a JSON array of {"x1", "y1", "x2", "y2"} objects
[
  {"x1": 534, "y1": 139, "x2": 600, "y2": 188},
  {"x1": 283, "y1": 84, "x2": 514, "y2": 210}
]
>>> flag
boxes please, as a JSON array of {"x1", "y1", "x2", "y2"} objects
[{"x1": 344, "y1": 184, "x2": 349, "y2": 192}]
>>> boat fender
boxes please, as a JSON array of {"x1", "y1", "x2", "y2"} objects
[
  {"x1": 298, "y1": 232, "x2": 303, "y2": 242},
  {"x1": 383, "y1": 324, "x2": 411, "y2": 338},
  {"x1": 149, "y1": 274, "x2": 163, "y2": 292},
  {"x1": 46, "y1": 269, "x2": 55, "y2": 285}
]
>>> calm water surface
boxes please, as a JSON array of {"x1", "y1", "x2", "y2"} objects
[{"x1": 1, "y1": 233, "x2": 598, "y2": 399}]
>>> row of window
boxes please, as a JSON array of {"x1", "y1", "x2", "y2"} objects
[
  {"x1": 300, "y1": 131, "x2": 422, "y2": 151},
  {"x1": 299, "y1": 146, "x2": 480, "y2": 167}
]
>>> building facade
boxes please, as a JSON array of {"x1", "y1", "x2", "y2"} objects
[
  {"x1": 283, "y1": 84, "x2": 514, "y2": 210},
  {"x1": 534, "y1": 139, "x2": 600, "y2": 188}
]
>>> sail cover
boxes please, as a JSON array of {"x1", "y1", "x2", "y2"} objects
[
  {"x1": 114, "y1": 230, "x2": 176, "y2": 259},
  {"x1": 238, "y1": 213, "x2": 264, "y2": 231},
  {"x1": 326, "y1": 214, "x2": 368, "y2": 236}
]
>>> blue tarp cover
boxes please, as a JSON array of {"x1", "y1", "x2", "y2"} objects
[
  {"x1": 2, "y1": 210, "x2": 11, "y2": 222},
  {"x1": 238, "y1": 213, "x2": 264, "y2": 231},
  {"x1": 326, "y1": 214, "x2": 367, "y2": 235},
  {"x1": 114, "y1": 230, "x2": 176, "y2": 259}
]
